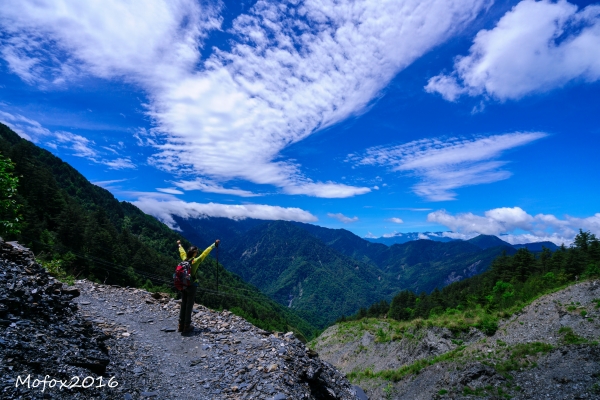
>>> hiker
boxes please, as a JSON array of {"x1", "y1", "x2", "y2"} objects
[{"x1": 175, "y1": 239, "x2": 220, "y2": 334}]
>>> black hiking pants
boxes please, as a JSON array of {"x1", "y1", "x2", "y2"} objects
[{"x1": 179, "y1": 285, "x2": 197, "y2": 326}]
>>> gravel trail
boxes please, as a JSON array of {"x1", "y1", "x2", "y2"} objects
[{"x1": 74, "y1": 279, "x2": 362, "y2": 400}]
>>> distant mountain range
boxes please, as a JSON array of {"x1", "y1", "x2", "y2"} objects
[
  {"x1": 174, "y1": 217, "x2": 552, "y2": 327},
  {"x1": 365, "y1": 231, "x2": 559, "y2": 252},
  {"x1": 364, "y1": 232, "x2": 455, "y2": 245}
]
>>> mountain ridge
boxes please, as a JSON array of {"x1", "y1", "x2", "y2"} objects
[{"x1": 175, "y1": 217, "x2": 519, "y2": 326}]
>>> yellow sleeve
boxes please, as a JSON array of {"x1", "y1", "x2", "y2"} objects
[
  {"x1": 191, "y1": 243, "x2": 215, "y2": 276},
  {"x1": 178, "y1": 244, "x2": 187, "y2": 261}
]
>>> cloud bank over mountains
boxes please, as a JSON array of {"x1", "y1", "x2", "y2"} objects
[
  {"x1": 132, "y1": 197, "x2": 318, "y2": 230},
  {"x1": 428, "y1": 207, "x2": 600, "y2": 245},
  {"x1": 426, "y1": 0, "x2": 600, "y2": 101},
  {"x1": 0, "y1": 0, "x2": 489, "y2": 198}
]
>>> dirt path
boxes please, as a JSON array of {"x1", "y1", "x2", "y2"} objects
[{"x1": 74, "y1": 279, "x2": 361, "y2": 400}]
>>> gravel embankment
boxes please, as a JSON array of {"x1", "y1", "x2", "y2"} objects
[{"x1": 313, "y1": 281, "x2": 600, "y2": 399}]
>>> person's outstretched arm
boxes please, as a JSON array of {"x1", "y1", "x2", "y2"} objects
[
  {"x1": 191, "y1": 240, "x2": 220, "y2": 276},
  {"x1": 177, "y1": 240, "x2": 186, "y2": 261}
]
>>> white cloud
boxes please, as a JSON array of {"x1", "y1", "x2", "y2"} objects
[
  {"x1": 172, "y1": 178, "x2": 260, "y2": 197},
  {"x1": 132, "y1": 197, "x2": 318, "y2": 230},
  {"x1": 382, "y1": 231, "x2": 401, "y2": 238},
  {"x1": 428, "y1": 207, "x2": 600, "y2": 245},
  {"x1": 91, "y1": 178, "x2": 128, "y2": 189},
  {"x1": 418, "y1": 233, "x2": 430, "y2": 240},
  {"x1": 388, "y1": 217, "x2": 404, "y2": 224},
  {"x1": 350, "y1": 132, "x2": 546, "y2": 201},
  {"x1": 156, "y1": 187, "x2": 184, "y2": 195},
  {"x1": 0, "y1": 0, "x2": 222, "y2": 86},
  {"x1": 0, "y1": 110, "x2": 135, "y2": 168},
  {"x1": 283, "y1": 182, "x2": 370, "y2": 198},
  {"x1": 0, "y1": 0, "x2": 490, "y2": 197},
  {"x1": 327, "y1": 213, "x2": 359, "y2": 224},
  {"x1": 426, "y1": 0, "x2": 600, "y2": 101},
  {"x1": 364, "y1": 232, "x2": 377, "y2": 239},
  {"x1": 0, "y1": 110, "x2": 51, "y2": 141},
  {"x1": 98, "y1": 157, "x2": 136, "y2": 170}
]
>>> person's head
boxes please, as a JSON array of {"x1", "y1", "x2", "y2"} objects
[{"x1": 186, "y1": 246, "x2": 198, "y2": 259}]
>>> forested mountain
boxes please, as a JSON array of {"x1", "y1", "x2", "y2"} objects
[
  {"x1": 175, "y1": 217, "x2": 520, "y2": 327},
  {"x1": 513, "y1": 241, "x2": 559, "y2": 252},
  {"x1": 367, "y1": 231, "x2": 560, "y2": 252},
  {"x1": 345, "y1": 230, "x2": 599, "y2": 333},
  {"x1": 291, "y1": 222, "x2": 389, "y2": 267},
  {"x1": 0, "y1": 123, "x2": 317, "y2": 339},
  {"x1": 220, "y1": 221, "x2": 388, "y2": 328},
  {"x1": 378, "y1": 240, "x2": 516, "y2": 293},
  {"x1": 467, "y1": 234, "x2": 513, "y2": 249}
]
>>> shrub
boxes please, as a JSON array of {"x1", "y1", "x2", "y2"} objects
[
  {"x1": 476, "y1": 315, "x2": 498, "y2": 335},
  {"x1": 558, "y1": 326, "x2": 588, "y2": 344}
]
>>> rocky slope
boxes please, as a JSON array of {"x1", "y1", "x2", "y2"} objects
[
  {"x1": 312, "y1": 281, "x2": 600, "y2": 399},
  {"x1": 0, "y1": 239, "x2": 364, "y2": 399}
]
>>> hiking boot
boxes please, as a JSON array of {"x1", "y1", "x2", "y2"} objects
[
  {"x1": 182, "y1": 324, "x2": 194, "y2": 335},
  {"x1": 178, "y1": 322, "x2": 183, "y2": 332}
]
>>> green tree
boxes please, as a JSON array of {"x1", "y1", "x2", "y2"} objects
[
  {"x1": 0, "y1": 153, "x2": 21, "y2": 236},
  {"x1": 574, "y1": 229, "x2": 594, "y2": 252}
]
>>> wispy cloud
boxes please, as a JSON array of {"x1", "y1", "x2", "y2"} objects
[
  {"x1": 97, "y1": 157, "x2": 135, "y2": 170},
  {"x1": 349, "y1": 132, "x2": 546, "y2": 201},
  {"x1": 172, "y1": 178, "x2": 260, "y2": 198},
  {"x1": 156, "y1": 187, "x2": 184, "y2": 195},
  {"x1": 133, "y1": 197, "x2": 318, "y2": 230},
  {"x1": 382, "y1": 231, "x2": 401, "y2": 238},
  {"x1": 428, "y1": 206, "x2": 600, "y2": 245},
  {"x1": 426, "y1": 0, "x2": 600, "y2": 101},
  {"x1": 327, "y1": 213, "x2": 358, "y2": 224},
  {"x1": 388, "y1": 217, "x2": 404, "y2": 224},
  {"x1": 0, "y1": 0, "x2": 490, "y2": 197},
  {"x1": 386, "y1": 207, "x2": 432, "y2": 212},
  {"x1": 91, "y1": 178, "x2": 128, "y2": 189},
  {"x1": 0, "y1": 110, "x2": 135, "y2": 169}
]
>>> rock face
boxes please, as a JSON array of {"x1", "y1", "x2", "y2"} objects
[
  {"x1": 0, "y1": 239, "x2": 361, "y2": 399},
  {"x1": 313, "y1": 324, "x2": 484, "y2": 375},
  {"x1": 312, "y1": 281, "x2": 600, "y2": 399}
]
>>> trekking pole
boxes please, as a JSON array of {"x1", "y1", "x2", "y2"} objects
[{"x1": 216, "y1": 244, "x2": 219, "y2": 293}]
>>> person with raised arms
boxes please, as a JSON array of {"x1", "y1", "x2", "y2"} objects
[{"x1": 174, "y1": 239, "x2": 220, "y2": 334}]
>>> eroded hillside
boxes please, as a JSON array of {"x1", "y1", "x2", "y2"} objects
[{"x1": 311, "y1": 281, "x2": 600, "y2": 399}]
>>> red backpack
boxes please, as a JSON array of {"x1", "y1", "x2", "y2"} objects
[{"x1": 173, "y1": 260, "x2": 192, "y2": 291}]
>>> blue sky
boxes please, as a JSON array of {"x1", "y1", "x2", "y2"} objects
[{"x1": 1, "y1": 0, "x2": 599, "y2": 245}]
